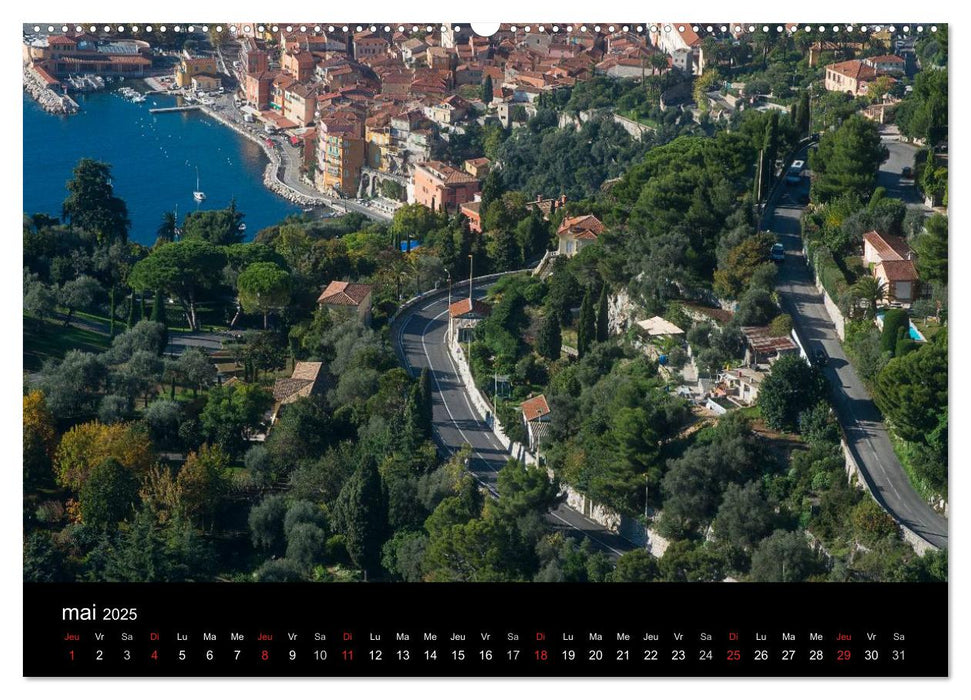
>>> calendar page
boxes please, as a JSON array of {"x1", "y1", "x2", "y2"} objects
[{"x1": 21, "y1": 15, "x2": 948, "y2": 679}]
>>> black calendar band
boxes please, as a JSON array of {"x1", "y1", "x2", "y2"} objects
[{"x1": 24, "y1": 582, "x2": 947, "y2": 677}]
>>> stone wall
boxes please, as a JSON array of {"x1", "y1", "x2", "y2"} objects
[
  {"x1": 840, "y1": 438, "x2": 937, "y2": 555},
  {"x1": 557, "y1": 109, "x2": 654, "y2": 140},
  {"x1": 449, "y1": 328, "x2": 653, "y2": 549},
  {"x1": 815, "y1": 270, "x2": 847, "y2": 340}
]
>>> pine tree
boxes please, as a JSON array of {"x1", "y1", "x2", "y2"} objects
[
  {"x1": 536, "y1": 312, "x2": 562, "y2": 360},
  {"x1": 333, "y1": 461, "x2": 389, "y2": 578},
  {"x1": 596, "y1": 285, "x2": 609, "y2": 343}
]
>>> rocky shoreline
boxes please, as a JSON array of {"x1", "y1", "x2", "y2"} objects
[
  {"x1": 197, "y1": 103, "x2": 333, "y2": 208},
  {"x1": 23, "y1": 66, "x2": 78, "y2": 115}
]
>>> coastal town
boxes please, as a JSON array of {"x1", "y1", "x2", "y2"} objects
[
  {"x1": 23, "y1": 23, "x2": 947, "y2": 586},
  {"x1": 25, "y1": 22, "x2": 919, "y2": 217}
]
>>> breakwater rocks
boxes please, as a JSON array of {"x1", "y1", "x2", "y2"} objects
[
  {"x1": 24, "y1": 67, "x2": 78, "y2": 115},
  {"x1": 199, "y1": 103, "x2": 330, "y2": 208}
]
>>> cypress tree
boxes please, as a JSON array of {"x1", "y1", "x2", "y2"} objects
[
  {"x1": 761, "y1": 111, "x2": 780, "y2": 195},
  {"x1": 108, "y1": 287, "x2": 117, "y2": 337},
  {"x1": 152, "y1": 289, "x2": 169, "y2": 351},
  {"x1": 418, "y1": 368, "x2": 433, "y2": 438},
  {"x1": 480, "y1": 169, "x2": 503, "y2": 212},
  {"x1": 483, "y1": 75, "x2": 494, "y2": 105},
  {"x1": 578, "y1": 290, "x2": 595, "y2": 358},
  {"x1": 596, "y1": 285, "x2": 610, "y2": 343},
  {"x1": 536, "y1": 312, "x2": 562, "y2": 360},
  {"x1": 333, "y1": 461, "x2": 388, "y2": 578},
  {"x1": 795, "y1": 91, "x2": 811, "y2": 137},
  {"x1": 151, "y1": 289, "x2": 162, "y2": 322},
  {"x1": 126, "y1": 292, "x2": 135, "y2": 329}
]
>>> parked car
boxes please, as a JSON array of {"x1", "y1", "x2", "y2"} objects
[
  {"x1": 811, "y1": 347, "x2": 828, "y2": 367},
  {"x1": 770, "y1": 243, "x2": 786, "y2": 263},
  {"x1": 902, "y1": 166, "x2": 913, "y2": 179}
]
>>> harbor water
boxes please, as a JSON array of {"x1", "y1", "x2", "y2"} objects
[{"x1": 23, "y1": 90, "x2": 301, "y2": 246}]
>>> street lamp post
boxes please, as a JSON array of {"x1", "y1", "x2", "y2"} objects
[
  {"x1": 447, "y1": 271, "x2": 452, "y2": 342},
  {"x1": 466, "y1": 254, "x2": 473, "y2": 359}
]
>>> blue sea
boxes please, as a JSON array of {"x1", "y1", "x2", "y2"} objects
[{"x1": 23, "y1": 90, "x2": 300, "y2": 245}]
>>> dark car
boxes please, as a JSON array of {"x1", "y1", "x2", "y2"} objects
[
  {"x1": 770, "y1": 243, "x2": 785, "y2": 263},
  {"x1": 902, "y1": 166, "x2": 913, "y2": 179},
  {"x1": 811, "y1": 347, "x2": 828, "y2": 367}
]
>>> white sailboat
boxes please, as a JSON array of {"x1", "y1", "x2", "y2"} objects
[{"x1": 193, "y1": 167, "x2": 206, "y2": 202}]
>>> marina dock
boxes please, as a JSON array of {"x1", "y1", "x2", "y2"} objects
[{"x1": 149, "y1": 105, "x2": 202, "y2": 114}]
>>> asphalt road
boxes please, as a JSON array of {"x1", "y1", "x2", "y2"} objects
[
  {"x1": 766, "y1": 149, "x2": 947, "y2": 550},
  {"x1": 391, "y1": 282, "x2": 639, "y2": 558},
  {"x1": 877, "y1": 133, "x2": 925, "y2": 208}
]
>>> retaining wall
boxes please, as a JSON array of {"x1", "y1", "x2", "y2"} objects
[
  {"x1": 840, "y1": 438, "x2": 937, "y2": 555},
  {"x1": 448, "y1": 328, "x2": 651, "y2": 550}
]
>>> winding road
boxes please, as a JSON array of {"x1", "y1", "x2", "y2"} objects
[
  {"x1": 391, "y1": 281, "x2": 639, "y2": 558},
  {"x1": 767, "y1": 142, "x2": 947, "y2": 550}
]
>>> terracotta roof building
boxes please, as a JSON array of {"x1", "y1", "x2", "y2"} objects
[
  {"x1": 448, "y1": 296, "x2": 492, "y2": 343},
  {"x1": 863, "y1": 230, "x2": 919, "y2": 303},
  {"x1": 556, "y1": 214, "x2": 606, "y2": 257},
  {"x1": 521, "y1": 394, "x2": 552, "y2": 451},
  {"x1": 824, "y1": 57, "x2": 901, "y2": 97},
  {"x1": 463, "y1": 157, "x2": 491, "y2": 179},
  {"x1": 459, "y1": 200, "x2": 483, "y2": 233},
  {"x1": 863, "y1": 231, "x2": 912, "y2": 264},
  {"x1": 413, "y1": 161, "x2": 481, "y2": 214},
  {"x1": 318, "y1": 281, "x2": 373, "y2": 324},
  {"x1": 270, "y1": 361, "x2": 326, "y2": 422},
  {"x1": 526, "y1": 193, "x2": 567, "y2": 220}
]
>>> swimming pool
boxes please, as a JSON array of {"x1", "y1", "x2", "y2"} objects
[{"x1": 876, "y1": 313, "x2": 926, "y2": 342}]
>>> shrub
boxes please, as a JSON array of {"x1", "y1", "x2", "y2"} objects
[
  {"x1": 880, "y1": 309, "x2": 909, "y2": 356},
  {"x1": 769, "y1": 314, "x2": 793, "y2": 337}
]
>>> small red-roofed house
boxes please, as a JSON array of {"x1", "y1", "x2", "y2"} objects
[
  {"x1": 862, "y1": 231, "x2": 919, "y2": 303},
  {"x1": 520, "y1": 394, "x2": 552, "y2": 451},
  {"x1": 318, "y1": 281, "x2": 373, "y2": 324},
  {"x1": 556, "y1": 214, "x2": 606, "y2": 257},
  {"x1": 448, "y1": 296, "x2": 492, "y2": 343}
]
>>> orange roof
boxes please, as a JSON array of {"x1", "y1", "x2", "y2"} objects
[
  {"x1": 556, "y1": 214, "x2": 606, "y2": 240},
  {"x1": 418, "y1": 161, "x2": 479, "y2": 185},
  {"x1": 521, "y1": 395, "x2": 551, "y2": 422},
  {"x1": 460, "y1": 201, "x2": 482, "y2": 216},
  {"x1": 877, "y1": 260, "x2": 919, "y2": 282},
  {"x1": 867, "y1": 54, "x2": 905, "y2": 64},
  {"x1": 826, "y1": 59, "x2": 878, "y2": 82},
  {"x1": 272, "y1": 362, "x2": 325, "y2": 403},
  {"x1": 32, "y1": 66, "x2": 59, "y2": 86},
  {"x1": 863, "y1": 231, "x2": 911, "y2": 262},
  {"x1": 448, "y1": 297, "x2": 492, "y2": 318},
  {"x1": 318, "y1": 281, "x2": 373, "y2": 306}
]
